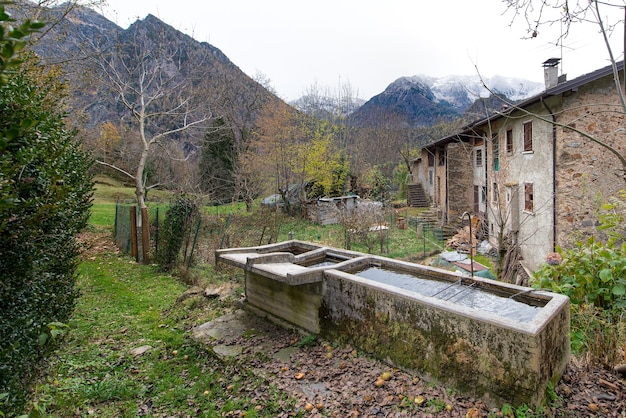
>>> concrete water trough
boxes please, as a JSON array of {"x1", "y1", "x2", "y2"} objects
[{"x1": 215, "y1": 240, "x2": 570, "y2": 408}]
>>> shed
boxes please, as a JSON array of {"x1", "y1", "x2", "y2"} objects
[{"x1": 307, "y1": 195, "x2": 360, "y2": 225}]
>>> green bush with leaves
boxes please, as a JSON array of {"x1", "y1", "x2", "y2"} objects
[
  {"x1": 0, "y1": 5, "x2": 45, "y2": 86},
  {"x1": 157, "y1": 195, "x2": 199, "y2": 271},
  {"x1": 0, "y1": 63, "x2": 93, "y2": 413},
  {"x1": 534, "y1": 239, "x2": 626, "y2": 310},
  {"x1": 534, "y1": 237, "x2": 626, "y2": 366}
]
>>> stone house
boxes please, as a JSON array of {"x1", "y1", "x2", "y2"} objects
[{"x1": 410, "y1": 59, "x2": 625, "y2": 272}]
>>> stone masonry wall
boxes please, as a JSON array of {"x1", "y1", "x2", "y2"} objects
[
  {"x1": 554, "y1": 74, "x2": 626, "y2": 248},
  {"x1": 446, "y1": 141, "x2": 474, "y2": 220}
]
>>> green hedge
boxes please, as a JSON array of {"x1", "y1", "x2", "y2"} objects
[{"x1": 0, "y1": 64, "x2": 93, "y2": 415}]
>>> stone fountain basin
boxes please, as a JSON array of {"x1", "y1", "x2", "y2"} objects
[
  {"x1": 215, "y1": 240, "x2": 570, "y2": 408},
  {"x1": 216, "y1": 240, "x2": 364, "y2": 285}
]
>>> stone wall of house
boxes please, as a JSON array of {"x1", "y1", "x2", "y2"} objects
[
  {"x1": 554, "y1": 74, "x2": 625, "y2": 248},
  {"x1": 446, "y1": 141, "x2": 474, "y2": 219},
  {"x1": 434, "y1": 148, "x2": 447, "y2": 209}
]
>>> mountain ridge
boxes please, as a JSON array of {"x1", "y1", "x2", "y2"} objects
[
  {"x1": 342, "y1": 73, "x2": 543, "y2": 127},
  {"x1": 21, "y1": 2, "x2": 544, "y2": 131}
]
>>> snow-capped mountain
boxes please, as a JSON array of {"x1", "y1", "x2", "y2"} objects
[
  {"x1": 347, "y1": 74, "x2": 544, "y2": 128},
  {"x1": 401, "y1": 74, "x2": 544, "y2": 112}
]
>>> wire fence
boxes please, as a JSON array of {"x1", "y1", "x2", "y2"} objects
[
  {"x1": 408, "y1": 216, "x2": 447, "y2": 257},
  {"x1": 113, "y1": 200, "x2": 149, "y2": 263},
  {"x1": 113, "y1": 201, "x2": 134, "y2": 255},
  {"x1": 112, "y1": 200, "x2": 451, "y2": 269}
]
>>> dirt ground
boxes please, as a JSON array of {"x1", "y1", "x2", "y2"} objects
[{"x1": 195, "y1": 308, "x2": 626, "y2": 418}]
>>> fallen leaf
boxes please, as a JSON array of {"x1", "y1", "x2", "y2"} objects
[{"x1": 466, "y1": 407, "x2": 481, "y2": 417}]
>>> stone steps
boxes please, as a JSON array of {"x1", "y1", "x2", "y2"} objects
[{"x1": 407, "y1": 183, "x2": 429, "y2": 207}]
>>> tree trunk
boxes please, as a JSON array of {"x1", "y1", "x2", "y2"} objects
[{"x1": 135, "y1": 140, "x2": 149, "y2": 209}]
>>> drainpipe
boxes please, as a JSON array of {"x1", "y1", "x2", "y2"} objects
[
  {"x1": 461, "y1": 211, "x2": 474, "y2": 278},
  {"x1": 541, "y1": 97, "x2": 557, "y2": 252},
  {"x1": 444, "y1": 148, "x2": 448, "y2": 224}
]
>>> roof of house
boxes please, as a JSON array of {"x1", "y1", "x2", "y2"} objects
[{"x1": 426, "y1": 60, "x2": 625, "y2": 147}]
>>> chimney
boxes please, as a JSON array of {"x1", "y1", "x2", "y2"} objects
[{"x1": 543, "y1": 58, "x2": 561, "y2": 89}]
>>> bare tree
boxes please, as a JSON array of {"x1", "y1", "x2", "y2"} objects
[
  {"x1": 91, "y1": 19, "x2": 212, "y2": 209},
  {"x1": 503, "y1": 0, "x2": 626, "y2": 180}
]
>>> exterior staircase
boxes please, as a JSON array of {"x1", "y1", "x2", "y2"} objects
[
  {"x1": 405, "y1": 182, "x2": 459, "y2": 241},
  {"x1": 407, "y1": 183, "x2": 429, "y2": 207},
  {"x1": 408, "y1": 207, "x2": 459, "y2": 241}
]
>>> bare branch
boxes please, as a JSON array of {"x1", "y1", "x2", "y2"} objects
[{"x1": 95, "y1": 160, "x2": 135, "y2": 180}]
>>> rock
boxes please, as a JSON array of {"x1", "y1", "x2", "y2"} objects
[
  {"x1": 273, "y1": 346, "x2": 300, "y2": 363},
  {"x1": 130, "y1": 345, "x2": 152, "y2": 357},
  {"x1": 204, "y1": 284, "x2": 226, "y2": 298},
  {"x1": 192, "y1": 309, "x2": 250, "y2": 343},
  {"x1": 212, "y1": 344, "x2": 243, "y2": 359},
  {"x1": 477, "y1": 240, "x2": 493, "y2": 255}
]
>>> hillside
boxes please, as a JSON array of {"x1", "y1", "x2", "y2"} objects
[
  {"x1": 18, "y1": 3, "x2": 278, "y2": 134},
  {"x1": 16, "y1": 2, "x2": 547, "y2": 134}
]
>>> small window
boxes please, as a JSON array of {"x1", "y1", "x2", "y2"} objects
[
  {"x1": 475, "y1": 149, "x2": 483, "y2": 167},
  {"x1": 438, "y1": 149, "x2": 445, "y2": 166},
  {"x1": 523, "y1": 121, "x2": 533, "y2": 152},
  {"x1": 524, "y1": 183, "x2": 534, "y2": 212},
  {"x1": 493, "y1": 136, "x2": 499, "y2": 171},
  {"x1": 428, "y1": 170, "x2": 433, "y2": 185},
  {"x1": 506, "y1": 129, "x2": 513, "y2": 154},
  {"x1": 492, "y1": 182, "x2": 499, "y2": 204},
  {"x1": 427, "y1": 152, "x2": 435, "y2": 167},
  {"x1": 481, "y1": 186, "x2": 487, "y2": 203}
]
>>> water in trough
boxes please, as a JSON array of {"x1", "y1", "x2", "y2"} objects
[{"x1": 355, "y1": 266, "x2": 540, "y2": 322}]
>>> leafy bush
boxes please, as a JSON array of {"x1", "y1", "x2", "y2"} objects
[
  {"x1": 534, "y1": 237, "x2": 626, "y2": 366},
  {"x1": 534, "y1": 239, "x2": 626, "y2": 310},
  {"x1": 0, "y1": 6, "x2": 45, "y2": 86},
  {"x1": 0, "y1": 63, "x2": 93, "y2": 413},
  {"x1": 157, "y1": 195, "x2": 199, "y2": 271}
]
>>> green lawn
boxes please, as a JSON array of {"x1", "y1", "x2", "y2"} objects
[
  {"x1": 26, "y1": 248, "x2": 299, "y2": 417},
  {"x1": 89, "y1": 202, "x2": 117, "y2": 227}
]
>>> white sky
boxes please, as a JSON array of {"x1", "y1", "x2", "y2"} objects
[{"x1": 98, "y1": 0, "x2": 625, "y2": 101}]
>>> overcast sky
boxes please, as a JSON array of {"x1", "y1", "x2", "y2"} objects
[{"x1": 99, "y1": 0, "x2": 625, "y2": 101}]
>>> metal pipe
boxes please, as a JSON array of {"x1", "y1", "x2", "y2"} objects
[
  {"x1": 430, "y1": 278, "x2": 463, "y2": 298},
  {"x1": 509, "y1": 288, "x2": 534, "y2": 300},
  {"x1": 443, "y1": 281, "x2": 477, "y2": 302},
  {"x1": 461, "y1": 211, "x2": 474, "y2": 278}
]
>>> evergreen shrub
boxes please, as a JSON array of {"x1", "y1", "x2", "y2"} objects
[
  {"x1": 0, "y1": 65, "x2": 93, "y2": 414},
  {"x1": 157, "y1": 195, "x2": 199, "y2": 271}
]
